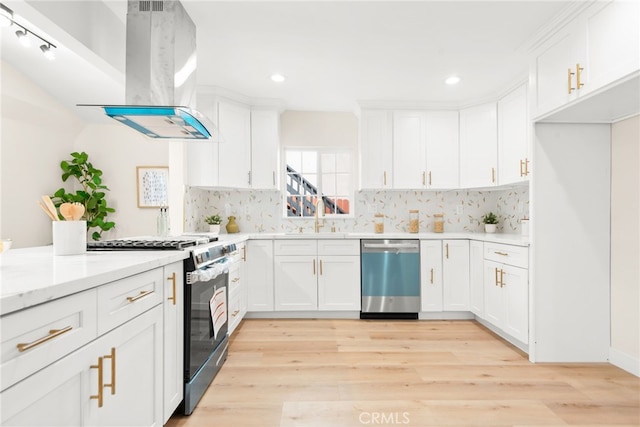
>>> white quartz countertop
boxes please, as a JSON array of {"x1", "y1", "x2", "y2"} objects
[{"x1": 0, "y1": 246, "x2": 188, "y2": 316}]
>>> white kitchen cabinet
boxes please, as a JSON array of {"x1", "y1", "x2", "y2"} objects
[
  {"x1": 459, "y1": 103, "x2": 498, "y2": 188},
  {"x1": 246, "y1": 240, "x2": 275, "y2": 312},
  {"x1": 274, "y1": 239, "x2": 360, "y2": 311},
  {"x1": 531, "y1": 0, "x2": 640, "y2": 119},
  {"x1": 218, "y1": 100, "x2": 252, "y2": 188},
  {"x1": 425, "y1": 111, "x2": 459, "y2": 189},
  {"x1": 469, "y1": 240, "x2": 484, "y2": 317},
  {"x1": 251, "y1": 109, "x2": 280, "y2": 189},
  {"x1": 483, "y1": 243, "x2": 529, "y2": 344},
  {"x1": 1, "y1": 306, "x2": 163, "y2": 427},
  {"x1": 228, "y1": 242, "x2": 247, "y2": 335},
  {"x1": 392, "y1": 111, "x2": 428, "y2": 189},
  {"x1": 163, "y1": 262, "x2": 183, "y2": 424},
  {"x1": 420, "y1": 240, "x2": 443, "y2": 312},
  {"x1": 317, "y1": 240, "x2": 360, "y2": 311},
  {"x1": 186, "y1": 142, "x2": 219, "y2": 187},
  {"x1": 498, "y1": 84, "x2": 530, "y2": 185},
  {"x1": 442, "y1": 240, "x2": 470, "y2": 311},
  {"x1": 359, "y1": 110, "x2": 393, "y2": 189}
]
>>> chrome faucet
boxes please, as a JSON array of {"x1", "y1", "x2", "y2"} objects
[{"x1": 315, "y1": 198, "x2": 325, "y2": 233}]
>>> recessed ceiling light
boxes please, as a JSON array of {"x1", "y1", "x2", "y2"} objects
[
  {"x1": 445, "y1": 75, "x2": 461, "y2": 85},
  {"x1": 271, "y1": 74, "x2": 286, "y2": 83}
]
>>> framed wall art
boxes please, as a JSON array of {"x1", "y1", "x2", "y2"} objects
[{"x1": 136, "y1": 166, "x2": 169, "y2": 208}]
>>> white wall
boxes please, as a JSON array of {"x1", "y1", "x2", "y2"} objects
[
  {"x1": 610, "y1": 115, "x2": 640, "y2": 375},
  {"x1": 1, "y1": 61, "x2": 82, "y2": 248},
  {"x1": 1, "y1": 60, "x2": 175, "y2": 247}
]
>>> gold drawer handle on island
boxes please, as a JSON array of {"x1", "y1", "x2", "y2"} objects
[
  {"x1": 16, "y1": 325, "x2": 73, "y2": 352},
  {"x1": 126, "y1": 290, "x2": 154, "y2": 303},
  {"x1": 167, "y1": 272, "x2": 177, "y2": 305},
  {"x1": 103, "y1": 347, "x2": 116, "y2": 395},
  {"x1": 90, "y1": 357, "x2": 104, "y2": 407},
  {"x1": 494, "y1": 251, "x2": 509, "y2": 256}
]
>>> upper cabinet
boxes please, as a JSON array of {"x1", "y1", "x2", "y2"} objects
[
  {"x1": 459, "y1": 102, "x2": 498, "y2": 188},
  {"x1": 360, "y1": 109, "x2": 459, "y2": 190},
  {"x1": 186, "y1": 97, "x2": 280, "y2": 189},
  {"x1": 218, "y1": 100, "x2": 251, "y2": 189},
  {"x1": 250, "y1": 109, "x2": 280, "y2": 190},
  {"x1": 498, "y1": 84, "x2": 530, "y2": 185},
  {"x1": 360, "y1": 110, "x2": 393, "y2": 189},
  {"x1": 531, "y1": 0, "x2": 640, "y2": 119}
]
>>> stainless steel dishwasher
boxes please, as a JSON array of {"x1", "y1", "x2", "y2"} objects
[{"x1": 360, "y1": 239, "x2": 420, "y2": 319}]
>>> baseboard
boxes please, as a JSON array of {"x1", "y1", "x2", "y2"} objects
[
  {"x1": 609, "y1": 347, "x2": 640, "y2": 377},
  {"x1": 474, "y1": 317, "x2": 529, "y2": 354},
  {"x1": 245, "y1": 311, "x2": 361, "y2": 319},
  {"x1": 418, "y1": 311, "x2": 475, "y2": 320}
]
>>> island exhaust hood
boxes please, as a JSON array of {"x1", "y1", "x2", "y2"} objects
[{"x1": 83, "y1": 0, "x2": 217, "y2": 140}]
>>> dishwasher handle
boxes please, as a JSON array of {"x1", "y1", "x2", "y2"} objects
[{"x1": 362, "y1": 242, "x2": 419, "y2": 252}]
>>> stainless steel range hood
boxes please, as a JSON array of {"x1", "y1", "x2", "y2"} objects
[{"x1": 84, "y1": 0, "x2": 217, "y2": 140}]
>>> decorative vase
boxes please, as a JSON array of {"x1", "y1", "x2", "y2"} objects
[
  {"x1": 226, "y1": 216, "x2": 239, "y2": 234},
  {"x1": 484, "y1": 224, "x2": 497, "y2": 233},
  {"x1": 208, "y1": 224, "x2": 220, "y2": 234}
]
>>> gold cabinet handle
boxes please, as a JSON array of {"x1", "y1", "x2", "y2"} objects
[
  {"x1": 231, "y1": 277, "x2": 240, "y2": 283},
  {"x1": 126, "y1": 290, "x2": 154, "y2": 303},
  {"x1": 422, "y1": 171, "x2": 426, "y2": 186},
  {"x1": 568, "y1": 67, "x2": 575, "y2": 94},
  {"x1": 428, "y1": 171, "x2": 432, "y2": 186},
  {"x1": 90, "y1": 357, "x2": 104, "y2": 408},
  {"x1": 231, "y1": 310, "x2": 240, "y2": 318},
  {"x1": 500, "y1": 269, "x2": 506, "y2": 288},
  {"x1": 494, "y1": 251, "x2": 509, "y2": 256},
  {"x1": 383, "y1": 171, "x2": 387, "y2": 186},
  {"x1": 313, "y1": 259, "x2": 316, "y2": 275},
  {"x1": 525, "y1": 158, "x2": 530, "y2": 176},
  {"x1": 445, "y1": 243, "x2": 449, "y2": 259},
  {"x1": 167, "y1": 272, "x2": 176, "y2": 305},
  {"x1": 491, "y1": 167, "x2": 495, "y2": 183},
  {"x1": 242, "y1": 245, "x2": 246, "y2": 261},
  {"x1": 520, "y1": 159, "x2": 526, "y2": 177},
  {"x1": 320, "y1": 259, "x2": 323, "y2": 275},
  {"x1": 16, "y1": 325, "x2": 73, "y2": 352},
  {"x1": 430, "y1": 268, "x2": 434, "y2": 284},
  {"x1": 103, "y1": 347, "x2": 116, "y2": 395},
  {"x1": 495, "y1": 267, "x2": 501, "y2": 287},
  {"x1": 576, "y1": 63, "x2": 584, "y2": 90}
]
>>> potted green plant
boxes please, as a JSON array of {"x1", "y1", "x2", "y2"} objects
[
  {"x1": 481, "y1": 211, "x2": 499, "y2": 233},
  {"x1": 51, "y1": 151, "x2": 115, "y2": 241},
  {"x1": 204, "y1": 214, "x2": 222, "y2": 234}
]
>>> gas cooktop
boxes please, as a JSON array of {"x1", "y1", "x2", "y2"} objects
[{"x1": 86, "y1": 235, "x2": 218, "y2": 251}]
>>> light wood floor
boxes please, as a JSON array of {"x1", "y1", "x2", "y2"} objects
[{"x1": 166, "y1": 319, "x2": 639, "y2": 427}]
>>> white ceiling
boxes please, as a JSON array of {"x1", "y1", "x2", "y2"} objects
[{"x1": 1, "y1": 1, "x2": 574, "y2": 119}]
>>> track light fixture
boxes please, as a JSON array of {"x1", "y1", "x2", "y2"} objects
[{"x1": 0, "y1": 2, "x2": 57, "y2": 59}]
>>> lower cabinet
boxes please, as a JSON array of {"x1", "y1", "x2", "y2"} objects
[
  {"x1": 442, "y1": 240, "x2": 470, "y2": 311},
  {"x1": 469, "y1": 240, "x2": 484, "y2": 316},
  {"x1": 228, "y1": 242, "x2": 247, "y2": 335},
  {"x1": 420, "y1": 241, "x2": 443, "y2": 312},
  {"x1": 163, "y1": 262, "x2": 184, "y2": 424},
  {"x1": 274, "y1": 239, "x2": 360, "y2": 311},
  {"x1": 1, "y1": 306, "x2": 163, "y2": 427},
  {"x1": 246, "y1": 240, "x2": 275, "y2": 312},
  {"x1": 482, "y1": 242, "x2": 529, "y2": 344}
]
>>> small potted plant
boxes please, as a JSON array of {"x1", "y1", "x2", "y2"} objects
[
  {"x1": 481, "y1": 212, "x2": 499, "y2": 233},
  {"x1": 204, "y1": 214, "x2": 222, "y2": 234}
]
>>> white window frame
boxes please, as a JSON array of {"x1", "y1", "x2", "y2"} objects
[{"x1": 282, "y1": 147, "x2": 355, "y2": 219}]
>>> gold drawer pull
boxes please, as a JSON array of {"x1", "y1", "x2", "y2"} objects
[
  {"x1": 320, "y1": 259, "x2": 323, "y2": 275},
  {"x1": 90, "y1": 357, "x2": 104, "y2": 408},
  {"x1": 313, "y1": 259, "x2": 316, "y2": 275},
  {"x1": 103, "y1": 347, "x2": 116, "y2": 395},
  {"x1": 430, "y1": 268, "x2": 434, "y2": 284},
  {"x1": 16, "y1": 325, "x2": 73, "y2": 352},
  {"x1": 167, "y1": 272, "x2": 177, "y2": 305},
  {"x1": 494, "y1": 251, "x2": 509, "y2": 256},
  {"x1": 231, "y1": 310, "x2": 240, "y2": 317},
  {"x1": 126, "y1": 290, "x2": 154, "y2": 303},
  {"x1": 232, "y1": 277, "x2": 240, "y2": 283}
]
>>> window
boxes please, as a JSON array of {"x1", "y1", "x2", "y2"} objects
[{"x1": 284, "y1": 148, "x2": 353, "y2": 217}]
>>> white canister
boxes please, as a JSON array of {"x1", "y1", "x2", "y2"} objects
[
  {"x1": 521, "y1": 218, "x2": 529, "y2": 237},
  {"x1": 53, "y1": 221, "x2": 87, "y2": 255}
]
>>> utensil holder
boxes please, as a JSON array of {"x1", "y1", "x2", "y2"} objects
[{"x1": 53, "y1": 221, "x2": 87, "y2": 255}]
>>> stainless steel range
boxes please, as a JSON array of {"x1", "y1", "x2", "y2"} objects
[{"x1": 87, "y1": 235, "x2": 231, "y2": 415}]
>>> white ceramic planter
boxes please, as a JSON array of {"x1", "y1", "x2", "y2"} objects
[
  {"x1": 484, "y1": 224, "x2": 497, "y2": 233},
  {"x1": 208, "y1": 224, "x2": 221, "y2": 234}
]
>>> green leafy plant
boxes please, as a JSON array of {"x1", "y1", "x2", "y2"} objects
[
  {"x1": 52, "y1": 152, "x2": 116, "y2": 241},
  {"x1": 481, "y1": 211, "x2": 499, "y2": 225},
  {"x1": 205, "y1": 214, "x2": 222, "y2": 225}
]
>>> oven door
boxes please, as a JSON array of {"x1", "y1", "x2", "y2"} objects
[{"x1": 184, "y1": 269, "x2": 228, "y2": 380}]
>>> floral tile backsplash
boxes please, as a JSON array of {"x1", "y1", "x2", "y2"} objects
[{"x1": 184, "y1": 185, "x2": 529, "y2": 235}]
